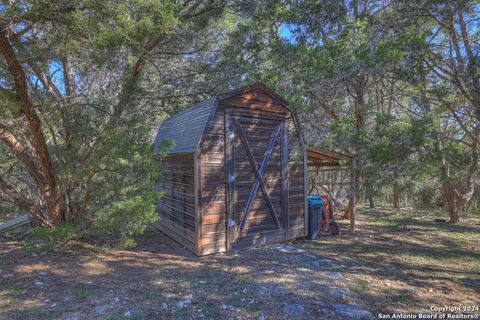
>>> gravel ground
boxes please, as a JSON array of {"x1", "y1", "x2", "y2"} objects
[{"x1": 0, "y1": 208, "x2": 479, "y2": 320}]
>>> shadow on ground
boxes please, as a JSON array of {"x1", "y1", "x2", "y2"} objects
[{"x1": 0, "y1": 208, "x2": 479, "y2": 320}]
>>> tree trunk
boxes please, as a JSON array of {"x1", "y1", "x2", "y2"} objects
[
  {"x1": 393, "y1": 180, "x2": 400, "y2": 209},
  {"x1": 364, "y1": 178, "x2": 375, "y2": 208},
  {"x1": 368, "y1": 195, "x2": 375, "y2": 209},
  {"x1": 344, "y1": 82, "x2": 365, "y2": 219},
  {"x1": 0, "y1": 177, "x2": 53, "y2": 227},
  {"x1": 442, "y1": 182, "x2": 459, "y2": 223},
  {"x1": 440, "y1": 156, "x2": 460, "y2": 223},
  {"x1": 344, "y1": 159, "x2": 360, "y2": 219},
  {"x1": 0, "y1": 25, "x2": 63, "y2": 224}
]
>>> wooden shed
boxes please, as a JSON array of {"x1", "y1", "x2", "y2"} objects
[{"x1": 153, "y1": 83, "x2": 307, "y2": 255}]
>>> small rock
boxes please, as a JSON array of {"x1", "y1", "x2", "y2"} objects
[
  {"x1": 123, "y1": 311, "x2": 131, "y2": 317},
  {"x1": 34, "y1": 281, "x2": 44, "y2": 286},
  {"x1": 329, "y1": 288, "x2": 351, "y2": 299},
  {"x1": 351, "y1": 262, "x2": 361, "y2": 268},
  {"x1": 258, "y1": 315, "x2": 265, "y2": 320},
  {"x1": 113, "y1": 297, "x2": 120, "y2": 303},
  {"x1": 198, "y1": 281, "x2": 207, "y2": 284},
  {"x1": 31, "y1": 252, "x2": 38, "y2": 257},
  {"x1": 303, "y1": 253, "x2": 317, "y2": 259},
  {"x1": 94, "y1": 305, "x2": 108, "y2": 314},
  {"x1": 402, "y1": 286, "x2": 416, "y2": 291},
  {"x1": 43, "y1": 299, "x2": 50, "y2": 303},
  {"x1": 38, "y1": 271, "x2": 48, "y2": 276},
  {"x1": 176, "y1": 300, "x2": 191, "y2": 308},
  {"x1": 322, "y1": 308, "x2": 332, "y2": 315},
  {"x1": 3, "y1": 273, "x2": 13, "y2": 278},
  {"x1": 162, "y1": 303, "x2": 168, "y2": 309},
  {"x1": 221, "y1": 304, "x2": 236, "y2": 311},
  {"x1": 242, "y1": 287, "x2": 248, "y2": 294},
  {"x1": 273, "y1": 244, "x2": 302, "y2": 253},
  {"x1": 333, "y1": 303, "x2": 373, "y2": 320},
  {"x1": 320, "y1": 271, "x2": 344, "y2": 279},
  {"x1": 65, "y1": 316, "x2": 79, "y2": 320},
  {"x1": 283, "y1": 304, "x2": 305, "y2": 317},
  {"x1": 50, "y1": 303, "x2": 57, "y2": 308},
  {"x1": 310, "y1": 259, "x2": 335, "y2": 268}
]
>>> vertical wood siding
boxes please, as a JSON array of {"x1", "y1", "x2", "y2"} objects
[
  {"x1": 154, "y1": 86, "x2": 306, "y2": 256},
  {"x1": 198, "y1": 88, "x2": 306, "y2": 255},
  {"x1": 154, "y1": 154, "x2": 196, "y2": 252}
]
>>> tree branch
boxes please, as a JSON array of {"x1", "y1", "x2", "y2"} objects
[
  {"x1": 0, "y1": 176, "x2": 53, "y2": 227},
  {"x1": 0, "y1": 123, "x2": 45, "y2": 190},
  {"x1": 0, "y1": 23, "x2": 62, "y2": 222}
]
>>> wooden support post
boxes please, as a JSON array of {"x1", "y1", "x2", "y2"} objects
[
  {"x1": 194, "y1": 151, "x2": 201, "y2": 256},
  {"x1": 303, "y1": 147, "x2": 308, "y2": 237},
  {"x1": 350, "y1": 159, "x2": 356, "y2": 234},
  {"x1": 281, "y1": 121, "x2": 289, "y2": 239},
  {"x1": 225, "y1": 110, "x2": 234, "y2": 254}
]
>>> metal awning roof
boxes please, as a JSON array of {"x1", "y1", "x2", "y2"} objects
[{"x1": 307, "y1": 146, "x2": 352, "y2": 167}]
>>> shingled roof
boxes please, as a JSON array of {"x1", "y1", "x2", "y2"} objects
[
  {"x1": 153, "y1": 82, "x2": 304, "y2": 156},
  {"x1": 153, "y1": 97, "x2": 218, "y2": 155}
]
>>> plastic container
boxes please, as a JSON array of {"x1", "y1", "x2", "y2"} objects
[{"x1": 307, "y1": 195, "x2": 324, "y2": 240}]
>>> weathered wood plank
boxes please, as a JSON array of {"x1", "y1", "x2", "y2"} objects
[
  {"x1": 194, "y1": 150, "x2": 202, "y2": 256},
  {"x1": 222, "y1": 94, "x2": 286, "y2": 108},
  {"x1": 233, "y1": 119, "x2": 281, "y2": 236},
  {"x1": 225, "y1": 110, "x2": 234, "y2": 254},
  {"x1": 281, "y1": 120, "x2": 289, "y2": 238},
  {"x1": 153, "y1": 220, "x2": 196, "y2": 252},
  {"x1": 0, "y1": 214, "x2": 30, "y2": 234}
]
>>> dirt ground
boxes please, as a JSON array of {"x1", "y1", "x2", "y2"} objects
[{"x1": 1, "y1": 208, "x2": 479, "y2": 320}]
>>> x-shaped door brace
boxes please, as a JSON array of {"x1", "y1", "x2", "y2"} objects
[{"x1": 234, "y1": 119, "x2": 282, "y2": 240}]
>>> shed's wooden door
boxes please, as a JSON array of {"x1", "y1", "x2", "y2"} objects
[{"x1": 225, "y1": 110, "x2": 289, "y2": 252}]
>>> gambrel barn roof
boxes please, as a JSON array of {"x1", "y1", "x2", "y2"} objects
[
  {"x1": 153, "y1": 83, "x2": 303, "y2": 155},
  {"x1": 153, "y1": 98, "x2": 217, "y2": 154}
]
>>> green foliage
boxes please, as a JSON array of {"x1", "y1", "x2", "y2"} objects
[
  {"x1": 22, "y1": 223, "x2": 80, "y2": 253},
  {"x1": 30, "y1": 223, "x2": 79, "y2": 242},
  {"x1": 0, "y1": 0, "x2": 226, "y2": 245},
  {"x1": 92, "y1": 194, "x2": 159, "y2": 246},
  {"x1": 1, "y1": 0, "x2": 478, "y2": 234}
]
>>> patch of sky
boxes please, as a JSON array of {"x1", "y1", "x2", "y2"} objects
[{"x1": 279, "y1": 23, "x2": 316, "y2": 45}]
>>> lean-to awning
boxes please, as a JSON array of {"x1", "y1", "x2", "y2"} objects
[{"x1": 306, "y1": 146, "x2": 352, "y2": 167}]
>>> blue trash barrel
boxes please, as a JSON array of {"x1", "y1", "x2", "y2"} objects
[{"x1": 307, "y1": 195, "x2": 325, "y2": 240}]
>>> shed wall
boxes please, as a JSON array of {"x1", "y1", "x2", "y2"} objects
[
  {"x1": 154, "y1": 154, "x2": 196, "y2": 252},
  {"x1": 153, "y1": 86, "x2": 306, "y2": 256},
  {"x1": 198, "y1": 89, "x2": 306, "y2": 255},
  {"x1": 198, "y1": 105, "x2": 227, "y2": 255}
]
